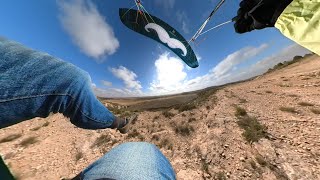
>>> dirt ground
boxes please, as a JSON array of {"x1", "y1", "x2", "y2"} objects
[{"x1": 0, "y1": 55, "x2": 319, "y2": 180}]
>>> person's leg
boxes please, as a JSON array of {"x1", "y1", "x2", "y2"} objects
[
  {"x1": 0, "y1": 37, "x2": 116, "y2": 129},
  {"x1": 76, "y1": 142, "x2": 176, "y2": 180}
]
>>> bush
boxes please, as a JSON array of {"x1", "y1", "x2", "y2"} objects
[
  {"x1": 162, "y1": 111, "x2": 175, "y2": 118},
  {"x1": 298, "y1": 102, "x2": 314, "y2": 107},
  {"x1": 178, "y1": 104, "x2": 196, "y2": 112},
  {"x1": 175, "y1": 124, "x2": 194, "y2": 136},
  {"x1": 75, "y1": 150, "x2": 83, "y2": 161},
  {"x1": 127, "y1": 129, "x2": 140, "y2": 139},
  {"x1": 0, "y1": 134, "x2": 22, "y2": 144},
  {"x1": 235, "y1": 106, "x2": 247, "y2": 117},
  {"x1": 216, "y1": 172, "x2": 227, "y2": 180},
  {"x1": 19, "y1": 137, "x2": 38, "y2": 147},
  {"x1": 250, "y1": 160, "x2": 257, "y2": 169},
  {"x1": 188, "y1": 118, "x2": 196, "y2": 123},
  {"x1": 279, "y1": 107, "x2": 297, "y2": 113},
  {"x1": 255, "y1": 155, "x2": 267, "y2": 167},
  {"x1": 237, "y1": 116, "x2": 267, "y2": 143},
  {"x1": 311, "y1": 108, "x2": 320, "y2": 114},
  {"x1": 91, "y1": 134, "x2": 111, "y2": 148},
  {"x1": 159, "y1": 138, "x2": 173, "y2": 150}
]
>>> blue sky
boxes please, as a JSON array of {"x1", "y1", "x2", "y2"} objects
[{"x1": 0, "y1": 0, "x2": 310, "y2": 97}]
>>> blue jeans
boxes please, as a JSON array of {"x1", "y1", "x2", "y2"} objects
[
  {"x1": 0, "y1": 37, "x2": 116, "y2": 129},
  {"x1": 76, "y1": 142, "x2": 176, "y2": 180}
]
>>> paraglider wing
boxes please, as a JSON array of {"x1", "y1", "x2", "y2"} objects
[{"x1": 119, "y1": 8, "x2": 199, "y2": 68}]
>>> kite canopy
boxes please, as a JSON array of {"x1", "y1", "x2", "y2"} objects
[{"x1": 119, "y1": 8, "x2": 199, "y2": 68}]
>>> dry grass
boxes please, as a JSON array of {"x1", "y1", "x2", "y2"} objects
[
  {"x1": 158, "y1": 138, "x2": 173, "y2": 150},
  {"x1": 75, "y1": 150, "x2": 83, "y2": 162},
  {"x1": 91, "y1": 134, "x2": 111, "y2": 148},
  {"x1": 239, "y1": 98, "x2": 247, "y2": 103},
  {"x1": 19, "y1": 137, "x2": 38, "y2": 147},
  {"x1": 279, "y1": 107, "x2": 297, "y2": 113},
  {"x1": 215, "y1": 172, "x2": 227, "y2": 180},
  {"x1": 235, "y1": 107, "x2": 267, "y2": 143},
  {"x1": 255, "y1": 155, "x2": 267, "y2": 167},
  {"x1": 298, "y1": 102, "x2": 314, "y2": 107},
  {"x1": 235, "y1": 106, "x2": 247, "y2": 117},
  {"x1": 153, "y1": 115, "x2": 160, "y2": 121},
  {"x1": 311, "y1": 108, "x2": 320, "y2": 114},
  {"x1": 152, "y1": 134, "x2": 160, "y2": 141},
  {"x1": 162, "y1": 110, "x2": 175, "y2": 118},
  {"x1": 249, "y1": 159, "x2": 257, "y2": 169},
  {"x1": 288, "y1": 94, "x2": 299, "y2": 97},
  {"x1": 0, "y1": 134, "x2": 22, "y2": 144},
  {"x1": 30, "y1": 121, "x2": 50, "y2": 131},
  {"x1": 188, "y1": 117, "x2": 196, "y2": 123},
  {"x1": 127, "y1": 129, "x2": 140, "y2": 139},
  {"x1": 177, "y1": 103, "x2": 196, "y2": 112},
  {"x1": 30, "y1": 126, "x2": 42, "y2": 131},
  {"x1": 174, "y1": 123, "x2": 195, "y2": 136},
  {"x1": 42, "y1": 121, "x2": 50, "y2": 127},
  {"x1": 237, "y1": 116, "x2": 267, "y2": 143}
]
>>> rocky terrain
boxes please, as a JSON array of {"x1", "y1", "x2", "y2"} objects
[{"x1": 0, "y1": 55, "x2": 319, "y2": 180}]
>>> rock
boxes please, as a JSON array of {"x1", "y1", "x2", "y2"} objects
[{"x1": 240, "y1": 157, "x2": 245, "y2": 162}]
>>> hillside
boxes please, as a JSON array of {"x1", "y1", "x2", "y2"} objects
[{"x1": 0, "y1": 55, "x2": 319, "y2": 180}]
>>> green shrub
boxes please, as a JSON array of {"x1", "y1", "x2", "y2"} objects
[
  {"x1": 236, "y1": 115, "x2": 267, "y2": 143},
  {"x1": 235, "y1": 106, "x2": 247, "y2": 117}
]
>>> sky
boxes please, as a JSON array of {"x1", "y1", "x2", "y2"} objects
[{"x1": 0, "y1": 0, "x2": 310, "y2": 97}]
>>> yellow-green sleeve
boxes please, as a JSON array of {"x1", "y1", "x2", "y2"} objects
[{"x1": 275, "y1": 0, "x2": 320, "y2": 55}]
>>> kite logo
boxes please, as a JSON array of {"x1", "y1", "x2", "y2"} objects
[{"x1": 145, "y1": 23, "x2": 187, "y2": 56}]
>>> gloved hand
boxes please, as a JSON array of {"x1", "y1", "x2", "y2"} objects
[{"x1": 233, "y1": 0, "x2": 293, "y2": 33}]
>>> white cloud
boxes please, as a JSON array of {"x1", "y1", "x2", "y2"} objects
[
  {"x1": 58, "y1": 0, "x2": 119, "y2": 61},
  {"x1": 177, "y1": 43, "x2": 310, "y2": 93},
  {"x1": 176, "y1": 11, "x2": 190, "y2": 34},
  {"x1": 212, "y1": 44, "x2": 268, "y2": 77},
  {"x1": 110, "y1": 66, "x2": 142, "y2": 93},
  {"x1": 235, "y1": 44, "x2": 310, "y2": 80},
  {"x1": 101, "y1": 80, "x2": 112, "y2": 87},
  {"x1": 150, "y1": 53, "x2": 187, "y2": 94},
  {"x1": 92, "y1": 87, "x2": 142, "y2": 98},
  {"x1": 155, "y1": 0, "x2": 175, "y2": 10}
]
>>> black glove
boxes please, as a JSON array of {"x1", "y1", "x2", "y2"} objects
[{"x1": 233, "y1": 0, "x2": 293, "y2": 33}]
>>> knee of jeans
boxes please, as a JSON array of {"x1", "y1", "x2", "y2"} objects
[
  {"x1": 71, "y1": 65, "x2": 92, "y2": 85},
  {"x1": 117, "y1": 142, "x2": 157, "y2": 152},
  {"x1": 64, "y1": 64, "x2": 92, "y2": 94}
]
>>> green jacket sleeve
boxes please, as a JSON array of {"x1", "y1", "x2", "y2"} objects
[{"x1": 275, "y1": 0, "x2": 320, "y2": 55}]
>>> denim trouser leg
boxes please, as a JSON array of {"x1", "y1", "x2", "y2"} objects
[
  {"x1": 79, "y1": 142, "x2": 176, "y2": 180},
  {"x1": 0, "y1": 37, "x2": 115, "y2": 129}
]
